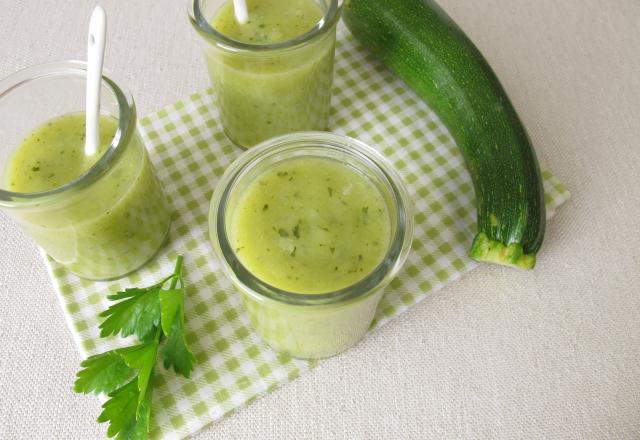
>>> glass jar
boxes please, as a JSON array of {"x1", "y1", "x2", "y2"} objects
[
  {"x1": 188, "y1": 0, "x2": 341, "y2": 148},
  {"x1": 209, "y1": 132, "x2": 413, "y2": 359},
  {"x1": 0, "y1": 61, "x2": 171, "y2": 280}
]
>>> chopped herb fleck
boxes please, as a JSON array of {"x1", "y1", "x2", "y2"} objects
[
  {"x1": 276, "y1": 171, "x2": 288, "y2": 177},
  {"x1": 290, "y1": 246, "x2": 297, "y2": 257},
  {"x1": 263, "y1": 204, "x2": 269, "y2": 211},
  {"x1": 362, "y1": 206, "x2": 369, "y2": 214},
  {"x1": 328, "y1": 187, "x2": 333, "y2": 197},
  {"x1": 330, "y1": 247, "x2": 335, "y2": 254},
  {"x1": 358, "y1": 254, "x2": 363, "y2": 261},
  {"x1": 278, "y1": 228, "x2": 289, "y2": 237},
  {"x1": 31, "y1": 166, "x2": 40, "y2": 172},
  {"x1": 293, "y1": 223, "x2": 300, "y2": 239}
]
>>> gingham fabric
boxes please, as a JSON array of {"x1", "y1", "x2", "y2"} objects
[{"x1": 44, "y1": 29, "x2": 571, "y2": 439}]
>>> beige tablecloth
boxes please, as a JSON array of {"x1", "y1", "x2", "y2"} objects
[{"x1": 1, "y1": 0, "x2": 639, "y2": 438}]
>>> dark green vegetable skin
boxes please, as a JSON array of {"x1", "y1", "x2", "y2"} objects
[{"x1": 343, "y1": 0, "x2": 546, "y2": 269}]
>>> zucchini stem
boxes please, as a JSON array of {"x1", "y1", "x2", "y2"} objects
[{"x1": 469, "y1": 232, "x2": 536, "y2": 269}]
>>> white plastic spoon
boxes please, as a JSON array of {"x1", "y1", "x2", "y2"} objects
[
  {"x1": 233, "y1": 0, "x2": 249, "y2": 24},
  {"x1": 85, "y1": 5, "x2": 107, "y2": 157}
]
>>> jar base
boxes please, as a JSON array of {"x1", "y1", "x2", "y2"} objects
[{"x1": 48, "y1": 219, "x2": 172, "y2": 281}]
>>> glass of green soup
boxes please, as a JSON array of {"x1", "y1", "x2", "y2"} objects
[
  {"x1": 188, "y1": 0, "x2": 341, "y2": 148},
  {"x1": 209, "y1": 132, "x2": 413, "y2": 359},
  {"x1": 0, "y1": 62, "x2": 171, "y2": 280}
]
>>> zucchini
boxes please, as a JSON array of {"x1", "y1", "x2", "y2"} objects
[{"x1": 343, "y1": 0, "x2": 546, "y2": 269}]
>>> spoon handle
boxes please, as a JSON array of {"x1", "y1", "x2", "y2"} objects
[
  {"x1": 85, "y1": 6, "x2": 107, "y2": 156},
  {"x1": 233, "y1": 0, "x2": 248, "y2": 24}
]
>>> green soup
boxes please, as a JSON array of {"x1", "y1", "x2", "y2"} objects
[
  {"x1": 204, "y1": 0, "x2": 337, "y2": 147},
  {"x1": 229, "y1": 156, "x2": 391, "y2": 293},
  {"x1": 5, "y1": 113, "x2": 171, "y2": 279},
  {"x1": 7, "y1": 114, "x2": 114, "y2": 192},
  {"x1": 212, "y1": 0, "x2": 323, "y2": 44},
  {"x1": 210, "y1": 133, "x2": 413, "y2": 359}
]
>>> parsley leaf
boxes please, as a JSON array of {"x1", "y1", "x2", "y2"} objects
[
  {"x1": 97, "y1": 379, "x2": 148, "y2": 440},
  {"x1": 292, "y1": 223, "x2": 300, "y2": 239},
  {"x1": 74, "y1": 256, "x2": 196, "y2": 440},
  {"x1": 117, "y1": 339, "x2": 159, "y2": 409},
  {"x1": 74, "y1": 351, "x2": 134, "y2": 395},
  {"x1": 159, "y1": 289, "x2": 182, "y2": 337},
  {"x1": 99, "y1": 287, "x2": 161, "y2": 342},
  {"x1": 160, "y1": 289, "x2": 196, "y2": 378}
]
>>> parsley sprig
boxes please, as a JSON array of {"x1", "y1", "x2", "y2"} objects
[{"x1": 74, "y1": 256, "x2": 196, "y2": 439}]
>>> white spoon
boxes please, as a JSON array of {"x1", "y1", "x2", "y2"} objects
[
  {"x1": 85, "y1": 5, "x2": 107, "y2": 157},
  {"x1": 233, "y1": 0, "x2": 249, "y2": 24}
]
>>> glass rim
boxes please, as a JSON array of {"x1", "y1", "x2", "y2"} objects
[
  {"x1": 0, "y1": 60, "x2": 136, "y2": 208},
  {"x1": 188, "y1": 0, "x2": 341, "y2": 53},
  {"x1": 209, "y1": 131, "x2": 414, "y2": 307}
]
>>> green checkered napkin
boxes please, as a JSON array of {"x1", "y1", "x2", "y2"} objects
[{"x1": 44, "y1": 28, "x2": 571, "y2": 439}]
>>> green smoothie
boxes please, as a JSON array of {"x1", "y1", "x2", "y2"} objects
[
  {"x1": 229, "y1": 157, "x2": 391, "y2": 293},
  {"x1": 6, "y1": 113, "x2": 171, "y2": 279},
  {"x1": 203, "y1": 0, "x2": 337, "y2": 147}
]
